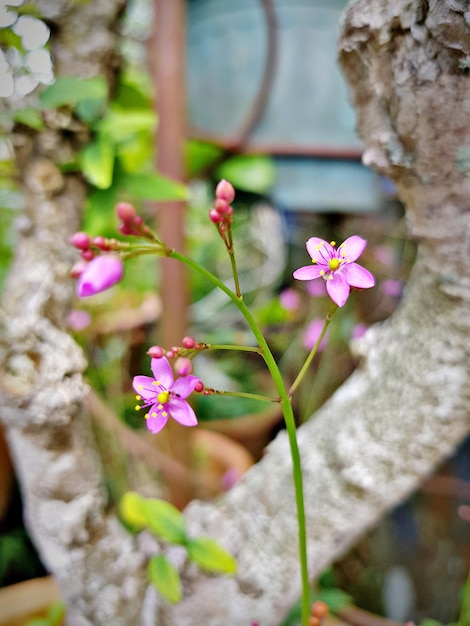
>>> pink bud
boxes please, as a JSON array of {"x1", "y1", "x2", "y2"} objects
[
  {"x1": 148, "y1": 345, "x2": 165, "y2": 359},
  {"x1": 174, "y1": 357, "x2": 193, "y2": 376},
  {"x1": 209, "y1": 209, "x2": 221, "y2": 223},
  {"x1": 116, "y1": 202, "x2": 137, "y2": 222},
  {"x1": 119, "y1": 223, "x2": 133, "y2": 235},
  {"x1": 93, "y1": 236, "x2": 111, "y2": 251},
  {"x1": 70, "y1": 232, "x2": 91, "y2": 250},
  {"x1": 76, "y1": 254, "x2": 124, "y2": 298},
  {"x1": 214, "y1": 198, "x2": 229, "y2": 214},
  {"x1": 215, "y1": 179, "x2": 235, "y2": 203},
  {"x1": 166, "y1": 349, "x2": 176, "y2": 359},
  {"x1": 194, "y1": 381, "x2": 204, "y2": 393},
  {"x1": 70, "y1": 260, "x2": 88, "y2": 278},
  {"x1": 80, "y1": 249, "x2": 95, "y2": 261},
  {"x1": 182, "y1": 336, "x2": 196, "y2": 349}
]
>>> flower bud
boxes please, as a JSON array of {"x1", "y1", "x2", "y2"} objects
[
  {"x1": 209, "y1": 208, "x2": 221, "y2": 223},
  {"x1": 215, "y1": 179, "x2": 235, "y2": 203},
  {"x1": 194, "y1": 381, "x2": 204, "y2": 393},
  {"x1": 116, "y1": 202, "x2": 137, "y2": 222},
  {"x1": 70, "y1": 232, "x2": 91, "y2": 250},
  {"x1": 70, "y1": 260, "x2": 88, "y2": 278},
  {"x1": 182, "y1": 336, "x2": 196, "y2": 349},
  {"x1": 93, "y1": 236, "x2": 111, "y2": 251},
  {"x1": 148, "y1": 345, "x2": 165, "y2": 359},
  {"x1": 76, "y1": 254, "x2": 124, "y2": 298},
  {"x1": 174, "y1": 357, "x2": 193, "y2": 376},
  {"x1": 80, "y1": 249, "x2": 95, "y2": 261}
]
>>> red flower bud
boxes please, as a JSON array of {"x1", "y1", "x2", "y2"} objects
[
  {"x1": 174, "y1": 357, "x2": 193, "y2": 376},
  {"x1": 209, "y1": 208, "x2": 221, "y2": 223}
]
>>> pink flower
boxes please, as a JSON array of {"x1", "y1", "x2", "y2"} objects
[
  {"x1": 133, "y1": 357, "x2": 200, "y2": 434},
  {"x1": 303, "y1": 319, "x2": 328, "y2": 352},
  {"x1": 76, "y1": 254, "x2": 124, "y2": 298},
  {"x1": 279, "y1": 288, "x2": 300, "y2": 311},
  {"x1": 293, "y1": 236, "x2": 375, "y2": 307}
]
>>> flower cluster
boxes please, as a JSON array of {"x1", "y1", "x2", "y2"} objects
[
  {"x1": 209, "y1": 179, "x2": 235, "y2": 244},
  {"x1": 70, "y1": 232, "x2": 124, "y2": 298},
  {"x1": 116, "y1": 201, "x2": 151, "y2": 238},
  {"x1": 293, "y1": 236, "x2": 375, "y2": 307},
  {"x1": 133, "y1": 356, "x2": 201, "y2": 434}
]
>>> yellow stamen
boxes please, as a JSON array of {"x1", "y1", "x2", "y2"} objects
[
  {"x1": 330, "y1": 240, "x2": 336, "y2": 246},
  {"x1": 135, "y1": 405, "x2": 141, "y2": 411},
  {"x1": 162, "y1": 411, "x2": 168, "y2": 418},
  {"x1": 328, "y1": 258, "x2": 340, "y2": 270},
  {"x1": 157, "y1": 391, "x2": 169, "y2": 404},
  {"x1": 137, "y1": 385, "x2": 143, "y2": 391},
  {"x1": 135, "y1": 395, "x2": 141, "y2": 401},
  {"x1": 144, "y1": 413, "x2": 149, "y2": 419},
  {"x1": 151, "y1": 412, "x2": 157, "y2": 417},
  {"x1": 311, "y1": 258, "x2": 317, "y2": 264}
]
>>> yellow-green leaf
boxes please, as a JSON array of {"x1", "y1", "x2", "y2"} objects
[
  {"x1": 79, "y1": 140, "x2": 114, "y2": 189},
  {"x1": 186, "y1": 537, "x2": 237, "y2": 574},
  {"x1": 119, "y1": 491, "x2": 148, "y2": 530},
  {"x1": 144, "y1": 499, "x2": 187, "y2": 545},
  {"x1": 148, "y1": 555, "x2": 182, "y2": 604}
]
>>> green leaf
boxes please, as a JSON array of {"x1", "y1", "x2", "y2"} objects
[
  {"x1": 216, "y1": 154, "x2": 275, "y2": 193},
  {"x1": 79, "y1": 140, "x2": 114, "y2": 189},
  {"x1": 144, "y1": 499, "x2": 187, "y2": 544},
  {"x1": 184, "y1": 140, "x2": 223, "y2": 178},
  {"x1": 98, "y1": 109, "x2": 157, "y2": 143},
  {"x1": 148, "y1": 555, "x2": 182, "y2": 604},
  {"x1": 12, "y1": 108, "x2": 45, "y2": 130},
  {"x1": 313, "y1": 587, "x2": 352, "y2": 612},
  {"x1": 46, "y1": 601, "x2": 66, "y2": 626},
  {"x1": 119, "y1": 172, "x2": 187, "y2": 201},
  {"x1": 119, "y1": 491, "x2": 148, "y2": 530},
  {"x1": 39, "y1": 77, "x2": 108, "y2": 121},
  {"x1": 186, "y1": 537, "x2": 237, "y2": 574}
]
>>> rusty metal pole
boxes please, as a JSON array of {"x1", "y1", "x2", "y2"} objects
[{"x1": 150, "y1": 0, "x2": 192, "y2": 507}]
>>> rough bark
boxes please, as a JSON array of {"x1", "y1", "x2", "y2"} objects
[
  {"x1": 1, "y1": 1, "x2": 469, "y2": 626},
  {"x1": 0, "y1": 2, "x2": 147, "y2": 625}
]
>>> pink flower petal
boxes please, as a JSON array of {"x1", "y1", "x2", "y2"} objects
[
  {"x1": 171, "y1": 374, "x2": 201, "y2": 399},
  {"x1": 169, "y1": 398, "x2": 198, "y2": 427},
  {"x1": 150, "y1": 357, "x2": 174, "y2": 389},
  {"x1": 342, "y1": 263, "x2": 375, "y2": 289},
  {"x1": 293, "y1": 265, "x2": 325, "y2": 281},
  {"x1": 338, "y1": 236, "x2": 367, "y2": 262},
  {"x1": 306, "y1": 238, "x2": 333, "y2": 263},
  {"x1": 133, "y1": 375, "x2": 158, "y2": 400},
  {"x1": 326, "y1": 273, "x2": 350, "y2": 307},
  {"x1": 146, "y1": 408, "x2": 169, "y2": 434},
  {"x1": 76, "y1": 255, "x2": 124, "y2": 298}
]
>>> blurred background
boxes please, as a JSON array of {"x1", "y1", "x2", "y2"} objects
[{"x1": 0, "y1": 1, "x2": 468, "y2": 624}]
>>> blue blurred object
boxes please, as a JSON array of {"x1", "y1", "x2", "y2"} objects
[{"x1": 187, "y1": 0, "x2": 382, "y2": 212}]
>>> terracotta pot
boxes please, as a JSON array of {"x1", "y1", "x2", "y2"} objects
[{"x1": 0, "y1": 576, "x2": 61, "y2": 626}]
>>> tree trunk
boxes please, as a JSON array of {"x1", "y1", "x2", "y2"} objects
[
  {"x1": 1, "y1": 1, "x2": 469, "y2": 626},
  {"x1": 0, "y1": 2, "x2": 147, "y2": 625}
]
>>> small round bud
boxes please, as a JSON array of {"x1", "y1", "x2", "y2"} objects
[
  {"x1": 80, "y1": 249, "x2": 95, "y2": 261},
  {"x1": 224, "y1": 205, "x2": 234, "y2": 217},
  {"x1": 70, "y1": 232, "x2": 91, "y2": 250},
  {"x1": 215, "y1": 179, "x2": 235, "y2": 203},
  {"x1": 70, "y1": 260, "x2": 88, "y2": 278},
  {"x1": 182, "y1": 336, "x2": 196, "y2": 349},
  {"x1": 133, "y1": 215, "x2": 143, "y2": 227},
  {"x1": 214, "y1": 198, "x2": 230, "y2": 214},
  {"x1": 209, "y1": 208, "x2": 221, "y2": 223},
  {"x1": 116, "y1": 202, "x2": 137, "y2": 222},
  {"x1": 118, "y1": 223, "x2": 133, "y2": 235},
  {"x1": 93, "y1": 236, "x2": 111, "y2": 251},
  {"x1": 194, "y1": 381, "x2": 204, "y2": 393},
  {"x1": 166, "y1": 349, "x2": 176, "y2": 359},
  {"x1": 148, "y1": 345, "x2": 165, "y2": 359},
  {"x1": 174, "y1": 357, "x2": 193, "y2": 376},
  {"x1": 311, "y1": 602, "x2": 329, "y2": 620}
]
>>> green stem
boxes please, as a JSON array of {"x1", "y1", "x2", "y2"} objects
[
  {"x1": 226, "y1": 228, "x2": 242, "y2": 298},
  {"x1": 170, "y1": 247, "x2": 311, "y2": 626},
  {"x1": 202, "y1": 343, "x2": 263, "y2": 355},
  {"x1": 210, "y1": 389, "x2": 275, "y2": 403},
  {"x1": 458, "y1": 567, "x2": 470, "y2": 626},
  {"x1": 289, "y1": 306, "x2": 337, "y2": 398}
]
